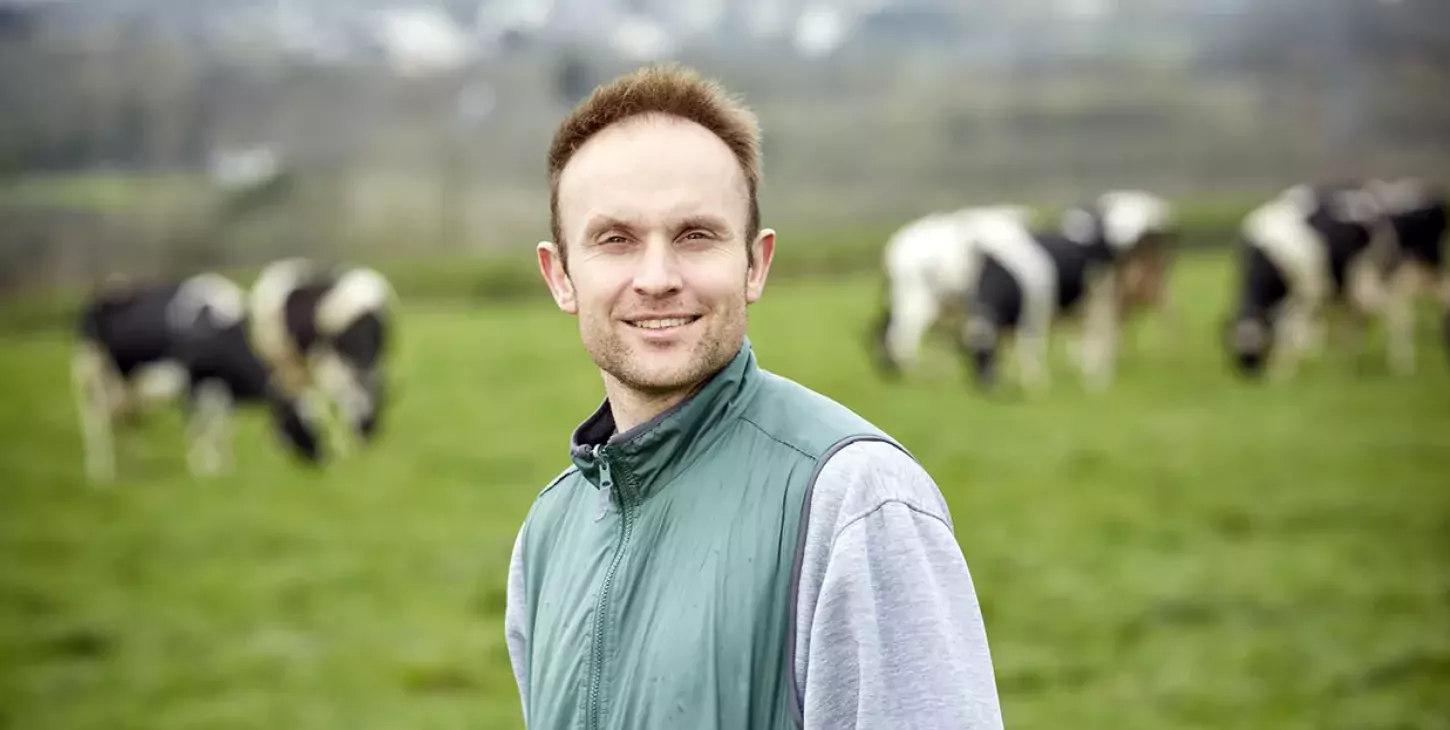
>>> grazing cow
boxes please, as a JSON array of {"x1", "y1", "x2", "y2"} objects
[
  {"x1": 1222, "y1": 182, "x2": 1407, "y2": 378},
  {"x1": 248, "y1": 258, "x2": 395, "y2": 455},
  {"x1": 870, "y1": 204, "x2": 1035, "y2": 378},
  {"x1": 72, "y1": 273, "x2": 322, "y2": 483},
  {"x1": 961, "y1": 190, "x2": 1176, "y2": 392},
  {"x1": 1059, "y1": 191, "x2": 1182, "y2": 366}
]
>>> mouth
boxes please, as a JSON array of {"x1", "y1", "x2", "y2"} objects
[{"x1": 624, "y1": 315, "x2": 702, "y2": 331}]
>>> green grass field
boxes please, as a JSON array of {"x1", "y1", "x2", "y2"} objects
[{"x1": 2, "y1": 250, "x2": 1448, "y2": 730}]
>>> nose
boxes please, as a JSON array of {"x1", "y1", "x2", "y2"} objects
[{"x1": 632, "y1": 238, "x2": 683, "y2": 297}]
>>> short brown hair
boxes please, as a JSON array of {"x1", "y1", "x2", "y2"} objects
[{"x1": 547, "y1": 63, "x2": 762, "y2": 266}]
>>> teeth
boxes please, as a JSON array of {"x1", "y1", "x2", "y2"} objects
[{"x1": 632, "y1": 317, "x2": 693, "y2": 330}]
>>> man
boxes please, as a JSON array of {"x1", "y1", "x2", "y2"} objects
[{"x1": 504, "y1": 63, "x2": 1003, "y2": 730}]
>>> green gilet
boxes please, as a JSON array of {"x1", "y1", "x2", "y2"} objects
[{"x1": 516, "y1": 338, "x2": 898, "y2": 730}]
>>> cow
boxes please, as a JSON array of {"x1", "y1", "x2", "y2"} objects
[
  {"x1": 72, "y1": 273, "x2": 322, "y2": 483},
  {"x1": 960, "y1": 190, "x2": 1177, "y2": 392},
  {"x1": 248, "y1": 258, "x2": 395, "y2": 457},
  {"x1": 869, "y1": 204, "x2": 1036, "y2": 379},
  {"x1": 1222, "y1": 182, "x2": 1410, "y2": 379},
  {"x1": 1057, "y1": 191, "x2": 1182, "y2": 368}
]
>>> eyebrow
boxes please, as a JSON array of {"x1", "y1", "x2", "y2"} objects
[
  {"x1": 582, "y1": 216, "x2": 640, "y2": 243},
  {"x1": 676, "y1": 214, "x2": 732, "y2": 236}
]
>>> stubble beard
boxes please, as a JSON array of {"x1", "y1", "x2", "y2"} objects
[{"x1": 585, "y1": 292, "x2": 748, "y2": 399}]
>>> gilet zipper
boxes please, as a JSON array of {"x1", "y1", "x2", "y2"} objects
[{"x1": 586, "y1": 444, "x2": 635, "y2": 730}]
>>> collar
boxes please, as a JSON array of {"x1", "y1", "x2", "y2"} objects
[{"x1": 568, "y1": 336, "x2": 761, "y2": 504}]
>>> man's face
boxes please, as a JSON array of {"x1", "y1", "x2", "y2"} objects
[{"x1": 539, "y1": 115, "x2": 774, "y2": 397}]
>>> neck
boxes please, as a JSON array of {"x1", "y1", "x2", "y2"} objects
[{"x1": 602, "y1": 374, "x2": 708, "y2": 434}]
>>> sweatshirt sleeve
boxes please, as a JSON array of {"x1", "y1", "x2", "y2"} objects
[
  {"x1": 504, "y1": 523, "x2": 530, "y2": 726},
  {"x1": 793, "y1": 440, "x2": 1003, "y2": 730}
]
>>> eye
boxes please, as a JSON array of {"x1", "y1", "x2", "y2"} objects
[
  {"x1": 601, "y1": 234, "x2": 629, "y2": 245},
  {"x1": 681, "y1": 230, "x2": 713, "y2": 241}
]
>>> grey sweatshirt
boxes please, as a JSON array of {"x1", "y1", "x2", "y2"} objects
[{"x1": 504, "y1": 439, "x2": 1004, "y2": 729}]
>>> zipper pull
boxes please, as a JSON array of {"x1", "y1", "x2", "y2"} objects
[
  {"x1": 594, "y1": 444, "x2": 613, "y2": 491},
  {"x1": 592, "y1": 444, "x2": 617, "y2": 521}
]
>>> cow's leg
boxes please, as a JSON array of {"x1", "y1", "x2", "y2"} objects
[
  {"x1": 186, "y1": 380, "x2": 233, "y2": 478},
  {"x1": 1114, "y1": 255, "x2": 1151, "y2": 358},
  {"x1": 72, "y1": 343, "x2": 117, "y2": 484},
  {"x1": 1335, "y1": 306, "x2": 1369, "y2": 367},
  {"x1": 1147, "y1": 255, "x2": 1181, "y2": 351},
  {"x1": 884, "y1": 286, "x2": 939, "y2": 377},
  {"x1": 1016, "y1": 281, "x2": 1055, "y2": 393},
  {"x1": 1058, "y1": 316, "x2": 1087, "y2": 371},
  {"x1": 1078, "y1": 273, "x2": 1120, "y2": 392},
  {"x1": 1382, "y1": 265, "x2": 1418, "y2": 376},
  {"x1": 1290, "y1": 254, "x2": 1330, "y2": 360},
  {"x1": 1303, "y1": 308, "x2": 1327, "y2": 357},
  {"x1": 962, "y1": 312, "x2": 1002, "y2": 391},
  {"x1": 1270, "y1": 297, "x2": 1312, "y2": 380}
]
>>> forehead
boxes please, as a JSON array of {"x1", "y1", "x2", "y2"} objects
[{"x1": 556, "y1": 115, "x2": 749, "y2": 235}]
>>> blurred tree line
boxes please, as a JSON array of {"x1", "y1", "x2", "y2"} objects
[{"x1": 0, "y1": 0, "x2": 1446, "y2": 301}]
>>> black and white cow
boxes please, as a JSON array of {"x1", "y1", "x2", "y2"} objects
[
  {"x1": 1222, "y1": 181, "x2": 1413, "y2": 378},
  {"x1": 248, "y1": 258, "x2": 395, "y2": 456},
  {"x1": 870, "y1": 205, "x2": 1036, "y2": 378},
  {"x1": 72, "y1": 273, "x2": 322, "y2": 482},
  {"x1": 961, "y1": 190, "x2": 1177, "y2": 392}
]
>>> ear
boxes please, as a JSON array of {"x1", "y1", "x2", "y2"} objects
[
  {"x1": 746, "y1": 228, "x2": 776, "y2": 304},
  {"x1": 537, "y1": 241, "x2": 578, "y2": 315}
]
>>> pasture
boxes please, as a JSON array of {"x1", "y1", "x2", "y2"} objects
[{"x1": 1, "y1": 248, "x2": 1448, "y2": 729}]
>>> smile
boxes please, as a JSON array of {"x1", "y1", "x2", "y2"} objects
[{"x1": 626, "y1": 316, "x2": 701, "y2": 330}]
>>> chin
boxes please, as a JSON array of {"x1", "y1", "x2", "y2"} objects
[
  {"x1": 615, "y1": 348, "x2": 709, "y2": 389},
  {"x1": 629, "y1": 360, "x2": 699, "y2": 387}
]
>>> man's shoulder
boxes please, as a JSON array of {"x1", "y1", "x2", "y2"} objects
[
  {"x1": 517, "y1": 466, "x2": 584, "y2": 550},
  {"x1": 743, "y1": 367, "x2": 904, "y2": 459},
  {"x1": 535, "y1": 465, "x2": 581, "y2": 503},
  {"x1": 807, "y1": 439, "x2": 952, "y2": 538}
]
